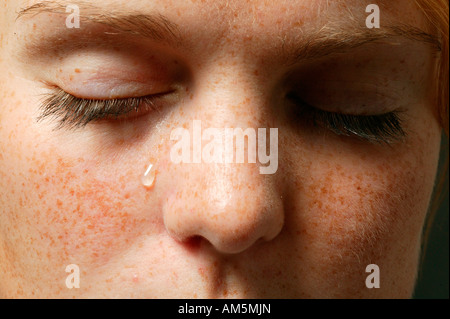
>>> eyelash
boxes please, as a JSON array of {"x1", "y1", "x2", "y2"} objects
[
  {"x1": 39, "y1": 88, "x2": 406, "y2": 144},
  {"x1": 287, "y1": 93, "x2": 406, "y2": 144},
  {"x1": 38, "y1": 88, "x2": 161, "y2": 129}
]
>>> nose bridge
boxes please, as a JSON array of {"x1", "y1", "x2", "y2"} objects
[
  {"x1": 197, "y1": 57, "x2": 273, "y2": 126},
  {"x1": 162, "y1": 68, "x2": 284, "y2": 254}
]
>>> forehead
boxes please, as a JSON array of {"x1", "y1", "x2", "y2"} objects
[
  {"x1": 18, "y1": 0, "x2": 428, "y2": 36},
  {"x1": 14, "y1": 0, "x2": 434, "y2": 67}
]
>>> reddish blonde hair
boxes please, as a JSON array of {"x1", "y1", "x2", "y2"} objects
[
  {"x1": 415, "y1": 0, "x2": 449, "y2": 136},
  {"x1": 414, "y1": 0, "x2": 449, "y2": 269}
]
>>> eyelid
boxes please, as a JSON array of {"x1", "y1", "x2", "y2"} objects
[
  {"x1": 55, "y1": 66, "x2": 174, "y2": 99},
  {"x1": 62, "y1": 79, "x2": 161, "y2": 100}
]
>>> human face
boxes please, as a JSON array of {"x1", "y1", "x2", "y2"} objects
[{"x1": 0, "y1": 0, "x2": 442, "y2": 298}]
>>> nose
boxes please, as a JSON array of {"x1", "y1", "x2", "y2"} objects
[
  {"x1": 162, "y1": 63, "x2": 284, "y2": 254},
  {"x1": 163, "y1": 161, "x2": 284, "y2": 254}
]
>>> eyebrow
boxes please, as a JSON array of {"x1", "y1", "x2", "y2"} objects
[
  {"x1": 17, "y1": 0, "x2": 441, "y2": 62},
  {"x1": 291, "y1": 24, "x2": 442, "y2": 62},
  {"x1": 17, "y1": 1, "x2": 181, "y2": 45}
]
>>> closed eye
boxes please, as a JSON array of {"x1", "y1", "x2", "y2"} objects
[
  {"x1": 38, "y1": 88, "x2": 169, "y2": 129},
  {"x1": 287, "y1": 92, "x2": 406, "y2": 144}
]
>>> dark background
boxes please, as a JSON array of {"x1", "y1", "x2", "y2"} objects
[{"x1": 413, "y1": 136, "x2": 449, "y2": 299}]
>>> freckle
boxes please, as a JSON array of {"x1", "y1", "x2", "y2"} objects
[
  {"x1": 74, "y1": 68, "x2": 81, "y2": 73},
  {"x1": 69, "y1": 75, "x2": 73, "y2": 81},
  {"x1": 198, "y1": 267, "x2": 206, "y2": 278},
  {"x1": 116, "y1": 138, "x2": 125, "y2": 146}
]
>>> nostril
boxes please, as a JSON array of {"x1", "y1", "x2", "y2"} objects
[
  {"x1": 174, "y1": 235, "x2": 203, "y2": 253},
  {"x1": 184, "y1": 235, "x2": 202, "y2": 249}
]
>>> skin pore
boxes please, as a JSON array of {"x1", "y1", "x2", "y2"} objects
[{"x1": 0, "y1": 0, "x2": 443, "y2": 298}]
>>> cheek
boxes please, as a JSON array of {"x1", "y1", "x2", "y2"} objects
[
  {"x1": 283, "y1": 126, "x2": 440, "y2": 296},
  {"x1": 31, "y1": 157, "x2": 166, "y2": 253},
  {"x1": 303, "y1": 163, "x2": 426, "y2": 257},
  {"x1": 320, "y1": 172, "x2": 423, "y2": 296},
  {"x1": 32, "y1": 160, "x2": 148, "y2": 264},
  {"x1": 0, "y1": 82, "x2": 174, "y2": 296},
  {"x1": 0, "y1": 122, "x2": 167, "y2": 296}
]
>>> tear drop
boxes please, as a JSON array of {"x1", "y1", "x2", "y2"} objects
[{"x1": 141, "y1": 163, "x2": 156, "y2": 188}]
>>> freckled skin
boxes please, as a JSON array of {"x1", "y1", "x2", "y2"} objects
[{"x1": 0, "y1": 0, "x2": 444, "y2": 298}]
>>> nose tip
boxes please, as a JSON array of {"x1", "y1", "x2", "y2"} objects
[
  {"x1": 201, "y1": 207, "x2": 284, "y2": 254},
  {"x1": 163, "y1": 177, "x2": 284, "y2": 254}
]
